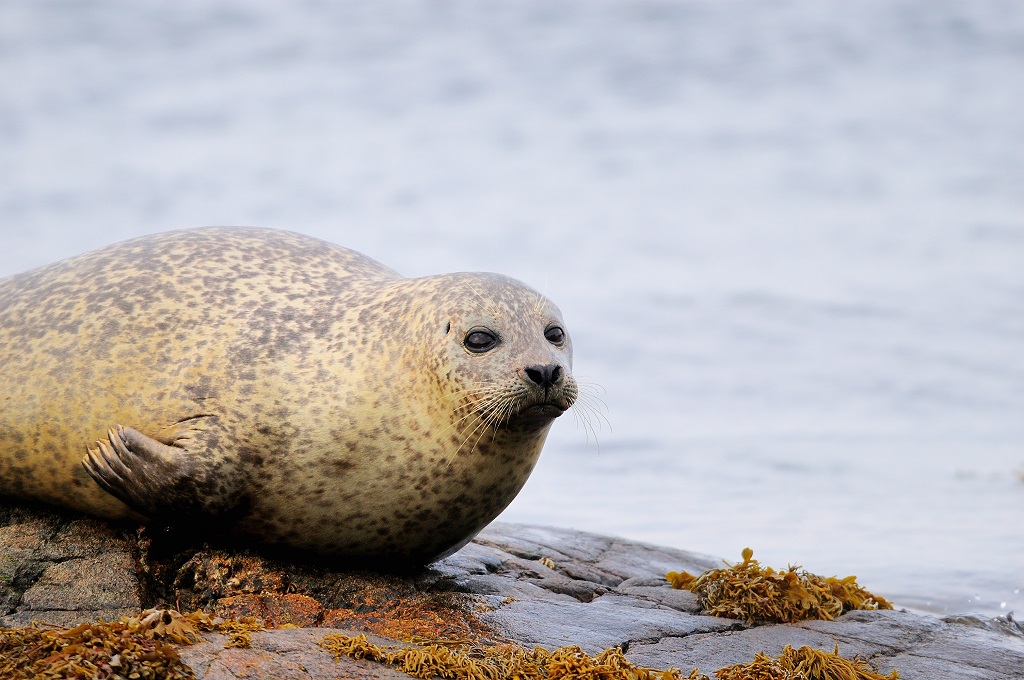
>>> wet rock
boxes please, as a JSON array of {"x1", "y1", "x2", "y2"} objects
[{"x1": 1, "y1": 501, "x2": 1022, "y2": 679}]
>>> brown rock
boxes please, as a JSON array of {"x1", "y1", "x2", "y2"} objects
[{"x1": 215, "y1": 593, "x2": 324, "y2": 627}]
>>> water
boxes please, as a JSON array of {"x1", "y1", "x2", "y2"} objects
[{"x1": 1, "y1": 0, "x2": 1022, "y2": 618}]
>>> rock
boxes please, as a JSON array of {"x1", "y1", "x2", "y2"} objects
[
  {"x1": 0, "y1": 503, "x2": 142, "y2": 627},
  {"x1": 179, "y1": 629, "x2": 410, "y2": 680},
  {"x1": 1, "y1": 501, "x2": 1022, "y2": 679}
]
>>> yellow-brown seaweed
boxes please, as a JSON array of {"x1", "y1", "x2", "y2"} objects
[
  {"x1": 320, "y1": 632, "x2": 695, "y2": 680},
  {"x1": 714, "y1": 645, "x2": 899, "y2": 680},
  {"x1": 320, "y1": 633, "x2": 899, "y2": 680},
  {"x1": 667, "y1": 548, "x2": 893, "y2": 624},
  {"x1": 0, "y1": 618, "x2": 193, "y2": 680},
  {"x1": 0, "y1": 606, "x2": 902, "y2": 680},
  {"x1": 0, "y1": 608, "x2": 265, "y2": 679}
]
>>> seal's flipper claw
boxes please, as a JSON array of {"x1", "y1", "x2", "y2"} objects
[
  {"x1": 84, "y1": 442, "x2": 128, "y2": 498},
  {"x1": 106, "y1": 427, "x2": 132, "y2": 460},
  {"x1": 81, "y1": 421, "x2": 242, "y2": 524}
]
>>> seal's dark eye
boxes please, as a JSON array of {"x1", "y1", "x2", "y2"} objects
[
  {"x1": 544, "y1": 326, "x2": 565, "y2": 345},
  {"x1": 464, "y1": 329, "x2": 499, "y2": 353}
]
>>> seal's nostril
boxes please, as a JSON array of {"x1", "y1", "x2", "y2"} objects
[{"x1": 525, "y1": 364, "x2": 561, "y2": 388}]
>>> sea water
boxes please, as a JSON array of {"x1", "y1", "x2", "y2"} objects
[{"x1": 1, "y1": 0, "x2": 1021, "y2": 618}]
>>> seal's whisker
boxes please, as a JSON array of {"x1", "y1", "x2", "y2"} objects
[
  {"x1": 577, "y1": 413, "x2": 598, "y2": 450},
  {"x1": 449, "y1": 380, "x2": 506, "y2": 396},
  {"x1": 572, "y1": 408, "x2": 598, "y2": 448},
  {"x1": 574, "y1": 378, "x2": 608, "y2": 398},
  {"x1": 571, "y1": 402, "x2": 607, "y2": 453},
  {"x1": 574, "y1": 392, "x2": 612, "y2": 433},
  {"x1": 532, "y1": 289, "x2": 548, "y2": 318},
  {"x1": 463, "y1": 279, "x2": 504, "y2": 321},
  {"x1": 445, "y1": 414, "x2": 484, "y2": 467},
  {"x1": 449, "y1": 387, "x2": 512, "y2": 417},
  {"x1": 573, "y1": 376, "x2": 605, "y2": 390},
  {"x1": 445, "y1": 386, "x2": 514, "y2": 462},
  {"x1": 450, "y1": 382, "x2": 526, "y2": 455},
  {"x1": 576, "y1": 391, "x2": 608, "y2": 412},
  {"x1": 440, "y1": 398, "x2": 501, "y2": 442},
  {"x1": 434, "y1": 413, "x2": 489, "y2": 459},
  {"x1": 470, "y1": 413, "x2": 496, "y2": 451},
  {"x1": 487, "y1": 398, "x2": 519, "y2": 435},
  {"x1": 576, "y1": 383, "x2": 607, "y2": 398},
  {"x1": 449, "y1": 408, "x2": 494, "y2": 466},
  {"x1": 573, "y1": 380, "x2": 610, "y2": 417},
  {"x1": 488, "y1": 394, "x2": 520, "y2": 442},
  {"x1": 503, "y1": 394, "x2": 522, "y2": 425},
  {"x1": 444, "y1": 374, "x2": 503, "y2": 405}
]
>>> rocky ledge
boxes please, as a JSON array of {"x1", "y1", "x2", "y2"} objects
[{"x1": 1, "y1": 502, "x2": 1021, "y2": 679}]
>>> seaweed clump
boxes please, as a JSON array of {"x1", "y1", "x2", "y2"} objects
[
  {"x1": 667, "y1": 548, "x2": 893, "y2": 624},
  {"x1": 0, "y1": 608, "x2": 263, "y2": 680},
  {"x1": 715, "y1": 645, "x2": 899, "y2": 680},
  {"x1": 320, "y1": 632, "x2": 703, "y2": 680},
  {"x1": 0, "y1": 612, "x2": 196, "y2": 680}
]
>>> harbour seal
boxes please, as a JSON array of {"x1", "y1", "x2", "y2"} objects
[{"x1": 0, "y1": 228, "x2": 577, "y2": 565}]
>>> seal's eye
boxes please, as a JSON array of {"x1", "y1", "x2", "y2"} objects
[
  {"x1": 464, "y1": 329, "x2": 499, "y2": 353},
  {"x1": 544, "y1": 325, "x2": 565, "y2": 345}
]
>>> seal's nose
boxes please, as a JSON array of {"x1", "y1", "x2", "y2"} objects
[{"x1": 525, "y1": 364, "x2": 562, "y2": 388}]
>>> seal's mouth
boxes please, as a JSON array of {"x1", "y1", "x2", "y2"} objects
[
  {"x1": 466, "y1": 381, "x2": 577, "y2": 432},
  {"x1": 499, "y1": 399, "x2": 570, "y2": 430},
  {"x1": 522, "y1": 402, "x2": 568, "y2": 418}
]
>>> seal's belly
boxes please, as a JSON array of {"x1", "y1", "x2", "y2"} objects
[{"x1": 233, "y1": 430, "x2": 545, "y2": 563}]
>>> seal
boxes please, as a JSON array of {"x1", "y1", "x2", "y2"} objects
[{"x1": 0, "y1": 227, "x2": 577, "y2": 565}]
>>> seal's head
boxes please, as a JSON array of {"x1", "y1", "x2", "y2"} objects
[{"x1": 427, "y1": 273, "x2": 577, "y2": 444}]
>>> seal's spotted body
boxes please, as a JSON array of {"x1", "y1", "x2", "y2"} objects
[{"x1": 0, "y1": 228, "x2": 576, "y2": 565}]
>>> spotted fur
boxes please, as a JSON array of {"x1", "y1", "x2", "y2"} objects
[{"x1": 0, "y1": 228, "x2": 576, "y2": 565}]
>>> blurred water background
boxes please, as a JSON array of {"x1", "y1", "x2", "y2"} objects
[{"x1": 1, "y1": 0, "x2": 1021, "y2": 618}]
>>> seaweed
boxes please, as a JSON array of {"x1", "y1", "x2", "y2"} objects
[
  {"x1": 0, "y1": 617, "x2": 192, "y2": 680},
  {"x1": 320, "y1": 633, "x2": 898, "y2": 680},
  {"x1": 320, "y1": 632, "x2": 699, "y2": 680},
  {"x1": 0, "y1": 608, "x2": 264, "y2": 679},
  {"x1": 714, "y1": 645, "x2": 899, "y2": 680},
  {"x1": 667, "y1": 548, "x2": 893, "y2": 624}
]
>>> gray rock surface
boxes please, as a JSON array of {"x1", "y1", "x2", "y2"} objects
[
  {"x1": 2, "y1": 503, "x2": 1021, "y2": 679},
  {"x1": 180, "y1": 629, "x2": 410, "y2": 680},
  {"x1": 0, "y1": 505, "x2": 141, "y2": 627},
  {"x1": 454, "y1": 525, "x2": 1024, "y2": 679}
]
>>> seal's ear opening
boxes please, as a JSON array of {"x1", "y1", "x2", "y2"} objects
[{"x1": 444, "y1": 321, "x2": 451, "y2": 335}]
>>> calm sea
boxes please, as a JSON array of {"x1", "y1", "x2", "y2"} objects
[{"x1": 1, "y1": 0, "x2": 1021, "y2": 618}]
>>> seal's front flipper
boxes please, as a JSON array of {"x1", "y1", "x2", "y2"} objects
[{"x1": 83, "y1": 423, "x2": 242, "y2": 523}]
